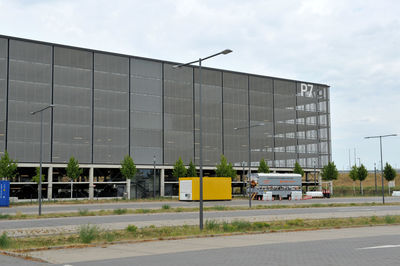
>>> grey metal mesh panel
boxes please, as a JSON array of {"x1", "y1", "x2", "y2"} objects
[
  {"x1": 94, "y1": 53, "x2": 129, "y2": 164},
  {"x1": 274, "y1": 80, "x2": 296, "y2": 168},
  {"x1": 249, "y1": 76, "x2": 274, "y2": 166},
  {"x1": 8, "y1": 40, "x2": 52, "y2": 162},
  {"x1": 320, "y1": 85, "x2": 331, "y2": 166},
  {"x1": 163, "y1": 63, "x2": 193, "y2": 165},
  {"x1": 54, "y1": 47, "x2": 92, "y2": 69},
  {"x1": 0, "y1": 38, "x2": 7, "y2": 155},
  {"x1": 223, "y1": 72, "x2": 248, "y2": 165},
  {"x1": 131, "y1": 59, "x2": 163, "y2": 164},
  {"x1": 327, "y1": 87, "x2": 332, "y2": 163},
  {"x1": 194, "y1": 68, "x2": 222, "y2": 166},
  {"x1": 295, "y1": 82, "x2": 321, "y2": 168},
  {"x1": 53, "y1": 47, "x2": 92, "y2": 163}
]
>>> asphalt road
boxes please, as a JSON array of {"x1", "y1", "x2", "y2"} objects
[
  {"x1": 2, "y1": 196, "x2": 400, "y2": 215},
  {"x1": 69, "y1": 234, "x2": 400, "y2": 266},
  {"x1": 14, "y1": 225, "x2": 400, "y2": 265},
  {"x1": 0, "y1": 254, "x2": 44, "y2": 266},
  {"x1": 1, "y1": 204, "x2": 400, "y2": 238}
]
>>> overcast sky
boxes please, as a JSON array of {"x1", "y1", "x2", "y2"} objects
[{"x1": 0, "y1": 0, "x2": 399, "y2": 170}]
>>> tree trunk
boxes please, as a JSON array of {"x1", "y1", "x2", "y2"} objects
[
  {"x1": 360, "y1": 180, "x2": 362, "y2": 195},
  {"x1": 353, "y1": 182, "x2": 355, "y2": 196},
  {"x1": 71, "y1": 179, "x2": 73, "y2": 199}
]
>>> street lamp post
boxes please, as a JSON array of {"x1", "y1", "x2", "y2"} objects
[
  {"x1": 30, "y1": 104, "x2": 54, "y2": 216},
  {"x1": 242, "y1": 161, "x2": 246, "y2": 196},
  {"x1": 365, "y1": 134, "x2": 397, "y2": 204},
  {"x1": 153, "y1": 154, "x2": 156, "y2": 198},
  {"x1": 374, "y1": 162, "x2": 377, "y2": 194},
  {"x1": 173, "y1": 49, "x2": 232, "y2": 230},
  {"x1": 234, "y1": 123, "x2": 264, "y2": 208}
]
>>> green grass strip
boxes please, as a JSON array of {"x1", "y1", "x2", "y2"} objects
[{"x1": 1, "y1": 215, "x2": 400, "y2": 251}]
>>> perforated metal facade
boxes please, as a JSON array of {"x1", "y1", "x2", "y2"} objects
[
  {"x1": 8, "y1": 40, "x2": 52, "y2": 162},
  {"x1": 0, "y1": 38, "x2": 7, "y2": 156},
  {"x1": 0, "y1": 35, "x2": 331, "y2": 169}
]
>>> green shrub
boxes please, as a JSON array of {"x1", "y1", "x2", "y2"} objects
[
  {"x1": 253, "y1": 221, "x2": 270, "y2": 229},
  {"x1": 213, "y1": 205, "x2": 227, "y2": 211},
  {"x1": 232, "y1": 220, "x2": 251, "y2": 231},
  {"x1": 286, "y1": 219, "x2": 304, "y2": 227},
  {"x1": 161, "y1": 204, "x2": 170, "y2": 210},
  {"x1": 384, "y1": 215, "x2": 396, "y2": 224},
  {"x1": 78, "y1": 209, "x2": 89, "y2": 216},
  {"x1": 79, "y1": 224, "x2": 100, "y2": 243},
  {"x1": 205, "y1": 220, "x2": 220, "y2": 230},
  {"x1": 126, "y1": 224, "x2": 138, "y2": 233},
  {"x1": 159, "y1": 227, "x2": 172, "y2": 236},
  {"x1": 104, "y1": 232, "x2": 115, "y2": 242},
  {"x1": 113, "y1": 208, "x2": 128, "y2": 215},
  {"x1": 222, "y1": 221, "x2": 234, "y2": 232},
  {"x1": 136, "y1": 209, "x2": 151, "y2": 214},
  {"x1": 0, "y1": 214, "x2": 10, "y2": 219},
  {"x1": 0, "y1": 232, "x2": 11, "y2": 249}
]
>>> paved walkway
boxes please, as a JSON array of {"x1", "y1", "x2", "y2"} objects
[{"x1": 26, "y1": 225, "x2": 400, "y2": 264}]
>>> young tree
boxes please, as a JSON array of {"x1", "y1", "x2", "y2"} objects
[
  {"x1": 216, "y1": 155, "x2": 237, "y2": 179},
  {"x1": 172, "y1": 157, "x2": 187, "y2": 179},
  {"x1": 186, "y1": 160, "x2": 197, "y2": 177},
  {"x1": 321, "y1": 161, "x2": 338, "y2": 181},
  {"x1": 349, "y1": 165, "x2": 358, "y2": 195},
  {"x1": 384, "y1": 163, "x2": 397, "y2": 194},
  {"x1": 120, "y1": 155, "x2": 137, "y2": 181},
  {"x1": 227, "y1": 162, "x2": 237, "y2": 180},
  {"x1": 258, "y1": 158, "x2": 270, "y2": 173},
  {"x1": 358, "y1": 164, "x2": 368, "y2": 195},
  {"x1": 0, "y1": 150, "x2": 18, "y2": 181},
  {"x1": 32, "y1": 167, "x2": 45, "y2": 184},
  {"x1": 293, "y1": 161, "x2": 304, "y2": 177},
  {"x1": 66, "y1": 156, "x2": 83, "y2": 199}
]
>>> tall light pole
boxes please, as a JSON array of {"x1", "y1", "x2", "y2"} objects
[
  {"x1": 173, "y1": 49, "x2": 232, "y2": 230},
  {"x1": 365, "y1": 134, "x2": 397, "y2": 204},
  {"x1": 30, "y1": 104, "x2": 54, "y2": 216},
  {"x1": 234, "y1": 123, "x2": 264, "y2": 208},
  {"x1": 374, "y1": 162, "x2": 377, "y2": 194},
  {"x1": 153, "y1": 154, "x2": 156, "y2": 198},
  {"x1": 242, "y1": 161, "x2": 246, "y2": 196}
]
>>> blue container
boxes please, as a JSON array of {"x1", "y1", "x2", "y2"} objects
[{"x1": 0, "y1": 181, "x2": 10, "y2": 207}]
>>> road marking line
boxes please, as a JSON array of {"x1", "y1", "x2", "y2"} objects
[{"x1": 358, "y1": 244, "x2": 400, "y2": 250}]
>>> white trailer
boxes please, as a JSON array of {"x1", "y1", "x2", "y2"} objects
[{"x1": 249, "y1": 173, "x2": 302, "y2": 200}]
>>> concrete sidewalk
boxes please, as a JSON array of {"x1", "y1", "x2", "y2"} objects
[{"x1": 26, "y1": 225, "x2": 400, "y2": 264}]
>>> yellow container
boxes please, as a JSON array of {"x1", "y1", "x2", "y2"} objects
[{"x1": 179, "y1": 177, "x2": 232, "y2": 201}]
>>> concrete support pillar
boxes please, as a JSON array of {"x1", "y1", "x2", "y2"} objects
[
  {"x1": 318, "y1": 173, "x2": 322, "y2": 191},
  {"x1": 126, "y1": 178, "x2": 131, "y2": 199},
  {"x1": 89, "y1": 167, "x2": 94, "y2": 200},
  {"x1": 47, "y1": 166, "x2": 53, "y2": 200},
  {"x1": 160, "y1": 168, "x2": 165, "y2": 197}
]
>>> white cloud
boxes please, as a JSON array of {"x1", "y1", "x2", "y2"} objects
[{"x1": 0, "y1": 0, "x2": 399, "y2": 169}]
